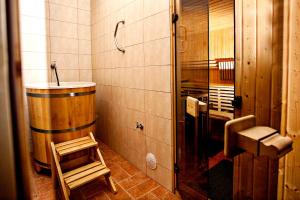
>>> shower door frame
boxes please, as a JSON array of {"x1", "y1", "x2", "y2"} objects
[
  {"x1": 171, "y1": 0, "x2": 210, "y2": 198},
  {"x1": 171, "y1": 0, "x2": 238, "y2": 198}
]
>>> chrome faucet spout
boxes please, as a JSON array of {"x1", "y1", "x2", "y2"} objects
[{"x1": 50, "y1": 62, "x2": 60, "y2": 86}]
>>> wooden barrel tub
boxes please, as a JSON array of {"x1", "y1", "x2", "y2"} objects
[{"x1": 26, "y1": 82, "x2": 96, "y2": 171}]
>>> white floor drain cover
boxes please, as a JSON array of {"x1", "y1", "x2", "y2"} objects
[{"x1": 146, "y1": 153, "x2": 157, "y2": 170}]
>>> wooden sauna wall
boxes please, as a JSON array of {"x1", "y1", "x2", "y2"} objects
[
  {"x1": 209, "y1": 28, "x2": 234, "y2": 85},
  {"x1": 233, "y1": 0, "x2": 284, "y2": 199},
  {"x1": 179, "y1": 1, "x2": 209, "y2": 88},
  {"x1": 282, "y1": 0, "x2": 300, "y2": 199},
  {"x1": 209, "y1": 0, "x2": 234, "y2": 85}
]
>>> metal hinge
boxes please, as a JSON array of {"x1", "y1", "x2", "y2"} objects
[
  {"x1": 174, "y1": 163, "x2": 180, "y2": 174},
  {"x1": 172, "y1": 13, "x2": 179, "y2": 23},
  {"x1": 232, "y1": 96, "x2": 242, "y2": 109}
]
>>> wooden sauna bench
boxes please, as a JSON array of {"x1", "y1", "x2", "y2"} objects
[
  {"x1": 25, "y1": 82, "x2": 96, "y2": 171},
  {"x1": 209, "y1": 84, "x2": 234, "y2": 121}
]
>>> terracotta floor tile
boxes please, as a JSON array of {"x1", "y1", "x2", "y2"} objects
[
  {"x1": 119, "y1": 172, "x2": 150, "y2": 190},
  {"x1": 151, "y1": 186, "x2": 169, "y2": 199},
  {"x1": 161, "y1": 193, "x2": 181, "y2": 200},
  {"x1": 105, "y1": 184, "x2": 133, "y2": 200},
  {"x1": 137, "y1": 193, "x2": 160, "y2": 200},
  {"x1": 127, "y1": 179, "x2": 160, "y2": 199},
  {"x1": 110, "y1": 164, "x2": 131, "y2": 183},
  {"x1": 119, "y1": 161, "x2": 140, "y2": 176},
  {"x1": 79, "y1": 179, "x2": 109, "y2": 198},
  {"x1": 30, "y1": 140, "x2": 180, "y2": 200}
]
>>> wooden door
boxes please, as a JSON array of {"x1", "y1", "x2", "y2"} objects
[{"x1": 233, "y1": 0, "x2": 284, "y2": 199}]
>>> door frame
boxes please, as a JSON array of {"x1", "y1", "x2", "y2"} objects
[
  {"x1": 0, "y1": 0, "x2": 32, "y2": 199},
  {"x1": 171, "y1": 0, "x2": 211, "y2": 195}
]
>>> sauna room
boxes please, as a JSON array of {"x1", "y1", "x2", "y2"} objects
[{"x1": 0, "y1": 0, "x2": 300, "y2": 200}]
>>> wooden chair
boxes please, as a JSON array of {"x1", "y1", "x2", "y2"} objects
[{"x1": 51, "y1": 132, "x2": 117, "y2": 200}]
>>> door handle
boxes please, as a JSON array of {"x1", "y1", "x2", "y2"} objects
[
  {"x1": 114, "y1": 20, "x2": 125, "y2": 53},
  {"x1": 232, "y1": 96, "x2": 242, "y2": 109}
]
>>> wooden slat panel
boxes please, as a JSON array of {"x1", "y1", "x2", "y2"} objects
[
  {"x1": 58, "y1": 141, "x2": 97, "y2": 156},
  {"x1": 233, "y1": 0, "x2": 284, "y2": 199},
  {"x1": 55, "y1": 136, "x2": 90, "y2": 148},
  {"x1": 255, "y1": 0, "x2": 273, "y2": 126},
  {"x1": 67, "y1": 168, "x2": 110, "y2": 190},
  {"x1": 63, "y1": 161, "x2": 101, "y2": 179},
  {"x1": 241, "y1": 0, "x2": 257, "y2": 116},
  {"x1": 270, "y1": 0, "x2": 284, "y2": 130},
  {"x1": 239, "y1": 152, "x2": 254, "y2": 199},
  {"x1": 234, "y1": 0, "x2": 243, "y2": 118},
  {"x1": 253, "y1": 156, "x2": 269, "y2": 199},
  {"x1": 267, "y1": 158, "x2": 279, "y2": 200},
  {"x1": 56, "y1": 139, "x2": 92, "y2": 152},
  {"x1": 65, "y1": 164, "x2": 105, "y2": 184}
]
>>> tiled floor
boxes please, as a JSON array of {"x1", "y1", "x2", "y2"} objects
[{"x1": 30, "y1": 141, "x2": 181, "y2": 200}]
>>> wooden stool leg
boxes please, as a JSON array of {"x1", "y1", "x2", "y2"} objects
[
  {"x1": 105, "y1": 174, "x2": 117, "y2": 194},
  {"x1": 51, "y1": 142, "x2": 69, "y2": 200}
]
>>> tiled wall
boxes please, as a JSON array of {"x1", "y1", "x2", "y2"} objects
[
  {"x1": 19, "y1": 0, "x2": 92, "y2": 84},
  {"x1": 19, "y1": 0, "x2": 92, "y2": 150},
  {"x1": 91, "y1": 0, "x2": 173, "y2": 190}
]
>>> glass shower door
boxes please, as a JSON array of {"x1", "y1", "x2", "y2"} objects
[{"x1": 174, "y1": 0, "x2": 210, "y2": 199}]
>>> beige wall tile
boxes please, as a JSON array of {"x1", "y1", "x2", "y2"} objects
[
  {"x1": 104, "y1": 51, "x2": 113, "y2": 68},
  {"x1": 146, "y1": 114, "x2": 172, "y2": 145},
  {"x1": 125, "y1": 21, "x2": 143, "y2": 47},
  {"x1": 104, "y1": 34, "x2": 114, "y2": 51},
  {"x1": 125, "y1": 44, "x2": 144, "y2": 67},
  {"x1": 111, "y1": 68, "x2": 120, "y2": 86},
  {"x1": 49, "y1": 0, "x2": 77, "y2": 8},
  {"x1": 145, "y1": 65, "x2": 171, "y2": 92},
  {"x1": 103, "y1": 68, "x2": 112, "y2": 85},
  {"x1": 143, "y1": 0, "x2": 169, "y2": 18},
  {"x1": 111, "y1": 86, "x2": 125, "y2": 106},
  {"x1": 58, "y1": 69, "x2": 79, "y2": 81},
  {"x1": 124, "y1": 0, "x2": 143, "y2": 25},
  {"x1": 79, "y1": 39, "x2": 91, "y2": 54},
  {"x1": 50, "y1": 20, "x2": 77, "y2": 38},
  {"x1": 126, "y1": 109, "x2": 146, "y2": 130},
  {"x1": 144, "y1": 37, "x2": 171, "y2": 66},
  {"x1": 111, "y1": 49, "x2": 124, "y2": 69},
  {"x1": 78, "y1": 9, "x2": 91, "y2": 25},
  {"x1": 91, "y1": 0, "x2": 172, "y2": 191},
  {"x1": 78, "y1": 25, "x2": 91, "y2": 40},
  {"x1": 78, "y1": 0, "x2": 91, "y2": 11},
  {"x1": 51, "y1": 53, "x2": 78, "y2": 69},
  {"x1": 145, "y1": 91, "x2": 171, "y2": 119},
  {"x1": 144, "y1": 10, "x2": 170, "y2": 42},
  {"x1": 146, "y1": 137, "x2": 172, "y2": 170},
  {"x1": 127, "y1": 128, "x2": 146, "y2": 152},
  {"x1": 127, "y1": 147, "x2": 147, "y2": 173},
  {"x1": 147, "y1": 164, "x2": 172, "y2": 190},
  {"x1": 49, "y1": 3, "x2": 77, "y2": 23},
  {"x1": 127, "y1": 67, "x2": 144, "y2": 89},
  {"x1": 78, "y1": 55, "x2": 92, "y2": 69},
  {"x1": 79, "y1": 69, "x2": 92, "y2": 81},
  {"x1": 50, "y1": 37, "x2": 78, "y2": 53},
  {"x1": 125, "y1": 88, "x2": 145, "y2": 112}
]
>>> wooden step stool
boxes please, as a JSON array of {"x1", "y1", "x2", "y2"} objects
[{"x1": 51, "y1": 132, "x2": 117, "y2": 200}]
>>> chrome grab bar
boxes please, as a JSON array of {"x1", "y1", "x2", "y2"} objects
[{"x1": 114, "y1": 20, "x2": 125, "y2": 53}]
